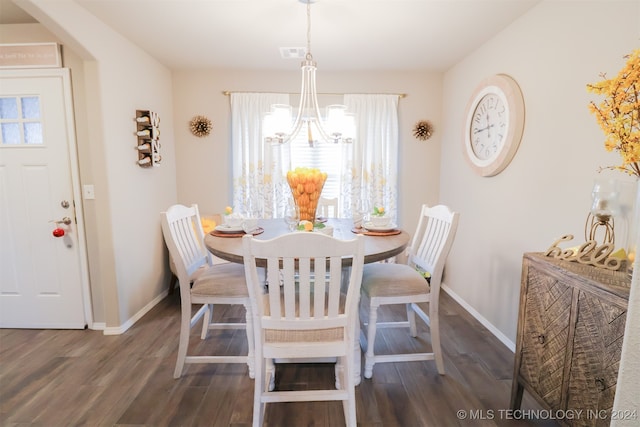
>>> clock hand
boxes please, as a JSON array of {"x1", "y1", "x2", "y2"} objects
[{"x1": 486, "y1": 116, "x2": 495, "y2": 138}]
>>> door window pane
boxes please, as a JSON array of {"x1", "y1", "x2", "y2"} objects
[
  {"x1": 0, "y1": 98, "x2": 18, "y2": 119},
  {"x1": 21, "y1": 97, "x2": 40, "y2": 119},
  {"x1": 1, "y1": 123, "x2": 20, "y2": 144},
  {"x1": 24, "y1": 123, "x2": 43, "y2": 144}
]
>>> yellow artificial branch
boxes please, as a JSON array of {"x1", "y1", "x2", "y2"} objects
[{"x1": 587, "y1": 49, "x2": 640, "y2": 177}]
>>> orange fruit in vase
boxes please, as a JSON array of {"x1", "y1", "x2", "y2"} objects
[
  {"x1": 288, "y1": 167, "x2": 328, "y2": 221},
  {"x1": 305, "y1": 182, "x2": 316, "y2": 193}
]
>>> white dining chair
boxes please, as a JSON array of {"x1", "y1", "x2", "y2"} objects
[
  {"x1": 161, "y1": 204, "x2": 254, "y2": 379},
  {"x1": 360, "y1": 204, "x2": 459, "y2": 378},
  {"x1": 242, "y1": 232, "x2": 365, "y2": 427},
  {"x1": 317, "y1": 196, "x2": 339, "y2": 218},
  {"x1": 167, "y1": 213, "x2": 224, "y2": 295}
]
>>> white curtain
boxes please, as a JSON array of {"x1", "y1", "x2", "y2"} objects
[
  {"x1": 231, "y1": 92, "x2": 399, "y2": 222},
  {"x1": 344, "y1": 94, "x2": 399, "y2": 223},
  {"x1": 231, "y1": 92, "x2": 289, "y2": 218}
]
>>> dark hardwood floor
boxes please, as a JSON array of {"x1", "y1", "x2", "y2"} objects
[{"x1": 0, "y1": 290, "x2": 554, "y2": 426}]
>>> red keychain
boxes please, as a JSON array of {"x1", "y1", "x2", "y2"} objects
[{"x1": 52, "y1": 227, "x2": 65, "y2": 237}]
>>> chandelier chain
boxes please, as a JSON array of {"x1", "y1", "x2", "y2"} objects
[{"x1": 306, "y1": 1, "x2": 312, "y2": 60}]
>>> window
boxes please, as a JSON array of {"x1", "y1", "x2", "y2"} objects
[
  {"x1": 0, "y1": 96, "x2": 43, "y2": 145},
  {"x1": 263, "y1": 112, "x2": 354, "y2": 205}
]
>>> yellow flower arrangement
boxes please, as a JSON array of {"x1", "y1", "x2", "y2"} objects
[
  {"x1": 372, "y1": 206, "x2": 386, "y2": 217},
  {"x1": 587, "y1": 49, "x2": 640, "y2": 177}
]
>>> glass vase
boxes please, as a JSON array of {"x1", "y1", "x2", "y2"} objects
[
  {"x1": 626, "y1": 180, "x2": 640, "y2": 281},
  {"x1": 286, "y1": 167, "x2": 327, "y2": 224}
]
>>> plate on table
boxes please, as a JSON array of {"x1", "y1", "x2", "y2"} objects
[
  {"x1": 364, "y1": 222, "x2": 398, "y2": 232},
  {"x1": 214, "y1": 224, "x2": 244, "y2": 233}
]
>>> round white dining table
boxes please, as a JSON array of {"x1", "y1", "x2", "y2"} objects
[{"x1": 204, "y1": 218, "x2": 410, "y2": 266}]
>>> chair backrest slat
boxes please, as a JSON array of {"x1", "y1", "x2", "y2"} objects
[
  {"x1": 327, "y1": 256, "x2": 342, "y2": 317},
  {"x1": 298, "y1": 257, "x2": 311, "y2": 318},
  {"x1": 266, "y1": 257, "x2": 282, "y2": 317},
  {"x1": 313, "y1": 261, "x2": 326, "y2": 318}
]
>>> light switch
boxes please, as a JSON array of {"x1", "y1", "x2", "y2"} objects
[{"x1": 83, "y1": 184, "x2": 95, "y2": 200}]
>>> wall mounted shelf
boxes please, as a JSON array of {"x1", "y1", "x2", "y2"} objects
[{"x1": 135, "y1": 110, "x2": 161, "y2": 167}]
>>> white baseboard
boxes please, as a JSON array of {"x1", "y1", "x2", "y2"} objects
[
  {"x1": 92, "y1": 284, "x2": 512, "y2": 349},
  {"x1": 101, "y1": 291, "x2": 168, "y2": 336},
  {"x1": 442, "y1": 284, "x2": 516, "y2": 352},
  {"x1": 90, "y1": 322, "x2": 106, "y2": 331}
]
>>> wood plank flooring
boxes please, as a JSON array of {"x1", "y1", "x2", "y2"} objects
[{"x1": 0, "y1": 291, "x2": 555, "y2": 426}]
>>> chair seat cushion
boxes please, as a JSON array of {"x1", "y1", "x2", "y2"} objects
[
  {"x1": 261, "y1": 290, "x2": 347, "y2": 343},
  {"x1": 191, "y1": 263, "x2": 248, "y2": 298},
  {"x1": 361, "y1": 263, "x2": 429, "y2": 298},
  {"x1": 265, "y1": 327, "x2": 344, "y2": 343}
]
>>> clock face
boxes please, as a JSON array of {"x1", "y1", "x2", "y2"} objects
[
  {"x1": 463, "y1": 74, "x2": 525, "y2": 177},
  {"x1": 469, "y1": 93, "x2": 508, "y2": 161}
]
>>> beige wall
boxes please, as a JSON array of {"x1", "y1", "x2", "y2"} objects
[
  {"x1": 172, "y1": 69, "x2": 443, "y2": 235},
  {"x1": 440, "y1": 1, "x2": 639, "y2": 346},
  {"x1": 10, "y1": 0, "x2": 178, "y2": 330}
]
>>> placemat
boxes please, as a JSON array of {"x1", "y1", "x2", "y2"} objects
[
  {"x1": 210, "y1": 227, "x2": 264, "y2": 238},
  {"x1": 351, "y1": 227, "x2": 401, "y2": 236}
]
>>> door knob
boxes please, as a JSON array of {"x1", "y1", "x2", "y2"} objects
[{"x1": 51, "y1": 216, "x2": 72, "y2": 226}]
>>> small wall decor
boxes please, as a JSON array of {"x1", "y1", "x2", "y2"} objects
[
  {"x1": 412, "y1": 120, "x2": 434, "y2": 141},
  {"x1": 135, "y1": 110, "x2": 161, "y2": 167},
  {"x1": 189, "y1": 115, "x2": 212, "y2": 137}
]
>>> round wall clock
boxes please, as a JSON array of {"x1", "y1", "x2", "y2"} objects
[{"x1": 463, "y1": 74, "x2": 525, "y2": 177}]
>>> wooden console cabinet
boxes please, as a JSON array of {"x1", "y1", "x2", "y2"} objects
[{"x1": 510, "y1": 253, "x2": 630, "y2": 426}]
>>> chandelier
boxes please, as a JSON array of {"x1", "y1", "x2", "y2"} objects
[{"x1": 265, "y1": 0, "x2": 354, "y2": 147}]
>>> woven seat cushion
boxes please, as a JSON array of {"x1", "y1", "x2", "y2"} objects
[
  {"x1": 191, "y1": 262, "x2": 248, "y2": 298},
  {"x1": 261, "y1": 291, "x2": 347, "y2": 343},
  {"x1": 361, "y1": 263, "x2": 429, "y2": 298},
  {"x1": 265, "y1": 327, "x2": 344, "y2": 343}
]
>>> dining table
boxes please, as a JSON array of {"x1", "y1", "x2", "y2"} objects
[
  {"x1": 203, "y1": 217, "x2": 410, "y2": 385},
  {"x1": 204, "y1": 217, "x2": 410, "y2": 266}
]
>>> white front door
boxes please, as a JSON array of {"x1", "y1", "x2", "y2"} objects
[{"x1": 0, "y1": 68, "x2": 90, "y2": 329}]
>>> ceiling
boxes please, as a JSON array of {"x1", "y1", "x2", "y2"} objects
[{"x1": 1, "y1": 0, "x2": 541, "y2": 71}]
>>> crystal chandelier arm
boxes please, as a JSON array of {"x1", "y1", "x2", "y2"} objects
[
  {"x1": 307, "y1": 61, "x2": 335, "y2": 143},
  {"x1": 281, "y1": 63, "x2": 309, "y2": 145}
]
